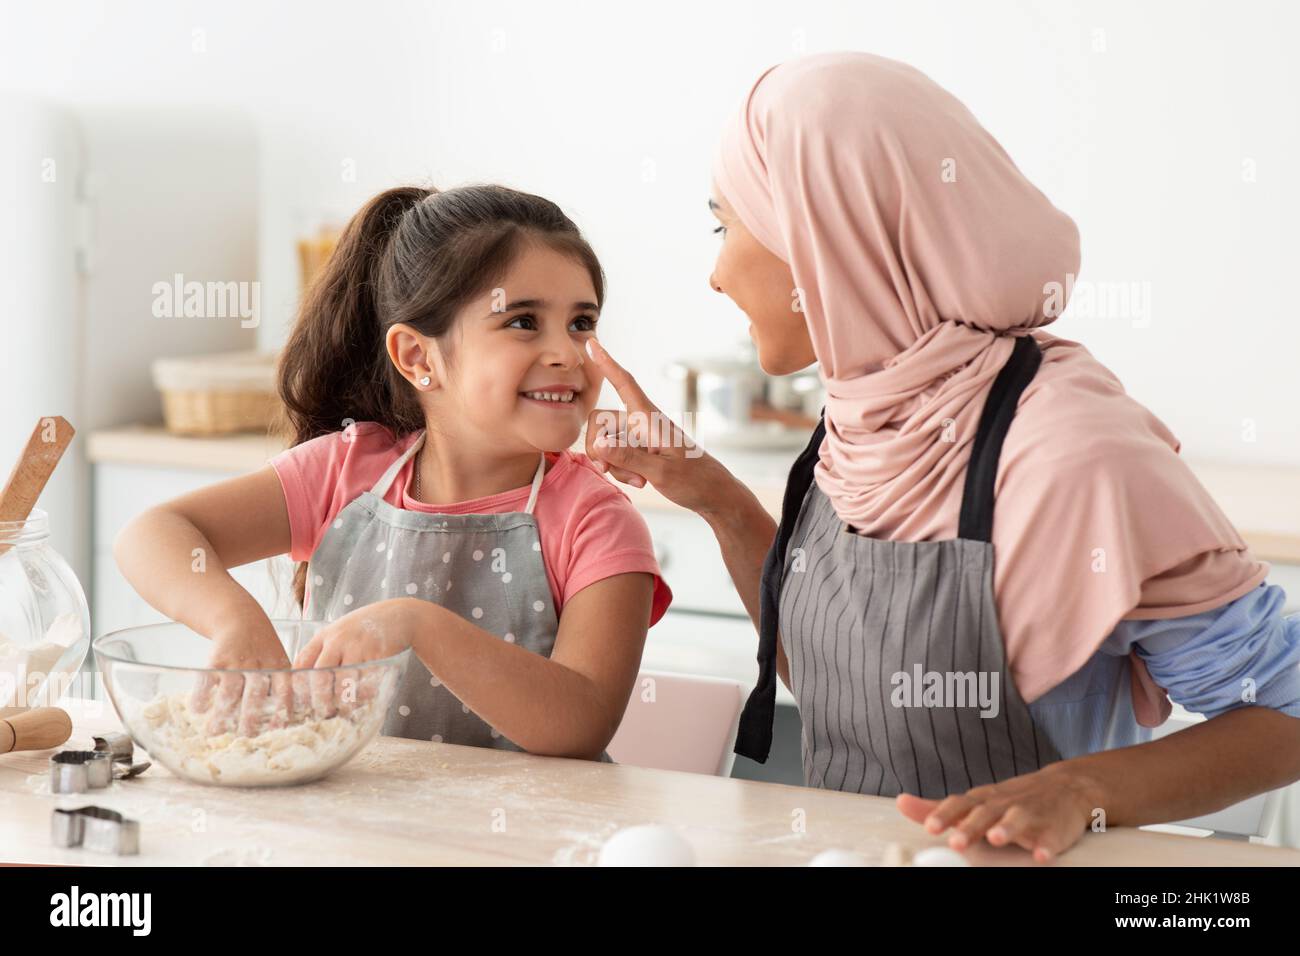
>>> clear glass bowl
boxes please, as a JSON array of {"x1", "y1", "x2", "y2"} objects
[
  {"x1": 0, "y1": 508, "x2": 91, "y2": 718},
  {"x1": 94, "y1": 620, "x2": 406, "y2": 788}
]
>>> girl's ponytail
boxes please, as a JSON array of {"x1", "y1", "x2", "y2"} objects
[{"x1": 277, "y1": 185, "x2": 432, "y2": 449}]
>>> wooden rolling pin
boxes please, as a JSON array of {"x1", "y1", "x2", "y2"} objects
[
  {"x1": 0, "y1": 707, "x2": 73, "y2": 754},
  {"x1": 0, "y1": 416, "x2": 75, "y2": 556}
]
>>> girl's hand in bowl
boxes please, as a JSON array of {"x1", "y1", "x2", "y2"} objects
[
  {"x1": 582, "y1": 338, "x2": 737, "y2": 518},
  {"x1": 193, "y1": 614, "x2": 292, "y2": 737},
  {"x1": 293, "y1": 599, "x2": 419, "y2": 718}
]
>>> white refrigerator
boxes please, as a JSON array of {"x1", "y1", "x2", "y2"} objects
[{"x1": 1, "y1": 93, "x2": 261, "y2": 595}]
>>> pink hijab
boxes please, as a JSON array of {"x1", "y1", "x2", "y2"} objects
[{"x1": 712, "y1": 51, "x2": 1268, "y2": 725}]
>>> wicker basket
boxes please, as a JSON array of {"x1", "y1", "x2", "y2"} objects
[{"x1": 152, "y1": 350, "x2": 281, "y2": 436}]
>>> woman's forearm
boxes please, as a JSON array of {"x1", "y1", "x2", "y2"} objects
[
  {"x1": 405, "y1": 599, "x2": 615, "y2": 759},
  {"x1": 700, "y1": 472, "x2": 774, "y2": 628},
  {"x1": 698, "y1": 470, "x2": 789, "y2": 686},
  {"x1": 1061, "y1": 706, "x2": 1300, "y2": 827}
]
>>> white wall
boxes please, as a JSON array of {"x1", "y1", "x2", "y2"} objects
[{"x1": 4, "y1": 0, "x2": 1297, "y2": 464}]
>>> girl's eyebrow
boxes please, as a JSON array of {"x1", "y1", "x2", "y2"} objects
[
  {"x1": 708, "y1": 198, "x2": 722, "y2": 213},
  {"x1": 487, "y1": 298, "x2": 600, "y2": 316}
]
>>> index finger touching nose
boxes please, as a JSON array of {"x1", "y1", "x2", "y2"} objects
[{"x1": 585, "y1": 338, "x2": 657, "y2": 414}]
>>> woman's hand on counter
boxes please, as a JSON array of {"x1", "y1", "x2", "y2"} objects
[
  {"x1": 582, "y1": 337, "x2": 743, "y2": 518},
  {"x1": 894, "y1": 763, "x2": 1103, "y2": 863}
]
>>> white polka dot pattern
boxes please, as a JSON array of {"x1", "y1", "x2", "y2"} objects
[{"x1": 304, "y1": 445, "x2": 565, "y2": 752}]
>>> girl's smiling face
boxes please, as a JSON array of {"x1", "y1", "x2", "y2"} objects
[{"x1": 417, "y1": 240, "x2": 603, "y2": 455}]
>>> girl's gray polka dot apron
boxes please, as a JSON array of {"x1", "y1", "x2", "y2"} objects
[
  {"x1": 734, "y1": 335, "x2": 1062, "y2": 797},
  {"x1": 303, "y1": 429, "x2": 576, "y2": 752}
]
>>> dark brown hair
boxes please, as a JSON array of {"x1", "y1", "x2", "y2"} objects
[{"x1": 275, "y1": 183, "x2": 605, "y2": 607}]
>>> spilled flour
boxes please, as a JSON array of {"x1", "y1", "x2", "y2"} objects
[
  {"x1": 129, "y1": 692, "x2": 382, "y2": 787},
  {"x1": 200, "y1": 846, "x2": 276, "y2": 866}
]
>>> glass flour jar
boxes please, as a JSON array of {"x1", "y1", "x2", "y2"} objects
[{"x1": 0, "y1": 508, "x2": 91, "y2": 717}]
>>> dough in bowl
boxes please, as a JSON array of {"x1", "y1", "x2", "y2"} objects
[{"x1": 129, "y1": 692, "x2": 379, "y2": 786}]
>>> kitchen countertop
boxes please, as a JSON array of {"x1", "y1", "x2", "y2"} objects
[
  {"x1": 3, "y1": 698, "x2": 1297, "y2": 866},
  {"x1": 88, "y1": 424, "x2": 1300, "y2": 563}
]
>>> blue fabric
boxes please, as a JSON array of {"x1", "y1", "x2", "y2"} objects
[{"x1": 1027, "y1": 582, "x2": 1300, "y2": 760}]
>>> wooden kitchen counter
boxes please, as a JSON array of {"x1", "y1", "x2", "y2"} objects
[{"x1": 2, "y1": 699, "x2": 1297, "y2": 867}]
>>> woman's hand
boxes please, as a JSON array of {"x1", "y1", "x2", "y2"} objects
[
  {"x1": 895, "y1": 764, "x2": 1104, "y2": 863},
  {"x1": 584, "y1": 337, "x2": 780, "y2": 636},
  {"x1": 583, "y1": 338, "x2": 739, "y2": 517}
]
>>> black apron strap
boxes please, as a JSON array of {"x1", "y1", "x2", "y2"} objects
[
  {"x1": 732, "y1": 333, "x2": 1043, "y2": 764},
  {"x1": 957, "y1": 334, "x2": 1042, "y2": 543},
  {"x1": 733, "y1": 410, "x2": 826, "y2": 762}
]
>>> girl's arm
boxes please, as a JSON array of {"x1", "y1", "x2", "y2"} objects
[
  {"x1": 112, "y1": 464, "x2": 293, "y2": 665},
  {"x1": 408, "y1": 572, "x2": 653, "y2": 759},
  {"x1": 305, "y1": 573, "x2": 654, "y2": 759}
]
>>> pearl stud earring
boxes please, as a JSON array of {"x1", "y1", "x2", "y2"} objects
[{"x1": 419, "y1": 375, "x2": 431, "y2": 386}]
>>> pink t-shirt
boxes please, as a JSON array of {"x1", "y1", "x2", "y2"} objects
[{"x1": 269, "y1": 421, "x2": 672, "y2": 626}]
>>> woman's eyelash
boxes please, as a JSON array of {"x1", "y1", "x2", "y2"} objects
[{"x1": 713, "y1": 225, "x2": 727, "y2": 235}]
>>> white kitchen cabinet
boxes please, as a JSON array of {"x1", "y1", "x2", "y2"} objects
[
  {"x1": 1, "y1": 97, "x2": 259, "y2": 596},
  {"x1": 640, "y1": 508, "x2": 749, "y2": 617},
  {"x1": 642, "y1": 609, "x2": 796, "y2": 708}
]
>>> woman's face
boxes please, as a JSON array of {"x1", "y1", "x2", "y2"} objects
[
  {"x1": 708, "y1": 186, "x2": 817, "y2": 376},
  {"x1": 390, "y1": 241, "x2": 603, "y2": 457}
]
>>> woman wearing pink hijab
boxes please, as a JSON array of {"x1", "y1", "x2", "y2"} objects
[{"x1": 585, "y1": 51, "x2": 1300, "y2": 861}]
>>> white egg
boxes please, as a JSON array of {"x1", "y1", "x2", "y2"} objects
[
  {"x1": 912, "y1": 846, "x2": 971, "y2": 867},
  {"x1": 808, "y1": 848, "x2": 869, "y2": 867},
  {"x1": 597, "y1": 825, "x2": 696, "y2": 867}
]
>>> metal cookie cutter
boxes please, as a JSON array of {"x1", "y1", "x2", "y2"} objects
[
  {"x1": 49, "y1": 750, "x2": 114, "y2": 793},
  {"x1": 92, "y1": 731, "x2": 151, "y2": 780},
  {"x1": 51, "y1": 806, "x2": 140, "y2": 856}
]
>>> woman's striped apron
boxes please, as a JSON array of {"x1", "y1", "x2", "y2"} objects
[{"x1": 734, "y1": 334, "x2": 1062, "y2": 798}]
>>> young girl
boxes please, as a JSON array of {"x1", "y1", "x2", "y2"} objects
[{"x1": 114, "y1": 183, "x2": 672, "y2": 759}]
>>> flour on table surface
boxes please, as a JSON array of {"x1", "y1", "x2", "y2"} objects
[
  {"x1": 200, "y1": 845, "x2": 276, "y2": 866},
  {"x1": 551, "y1": 822, "x2": 624, "y2": 866}
]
